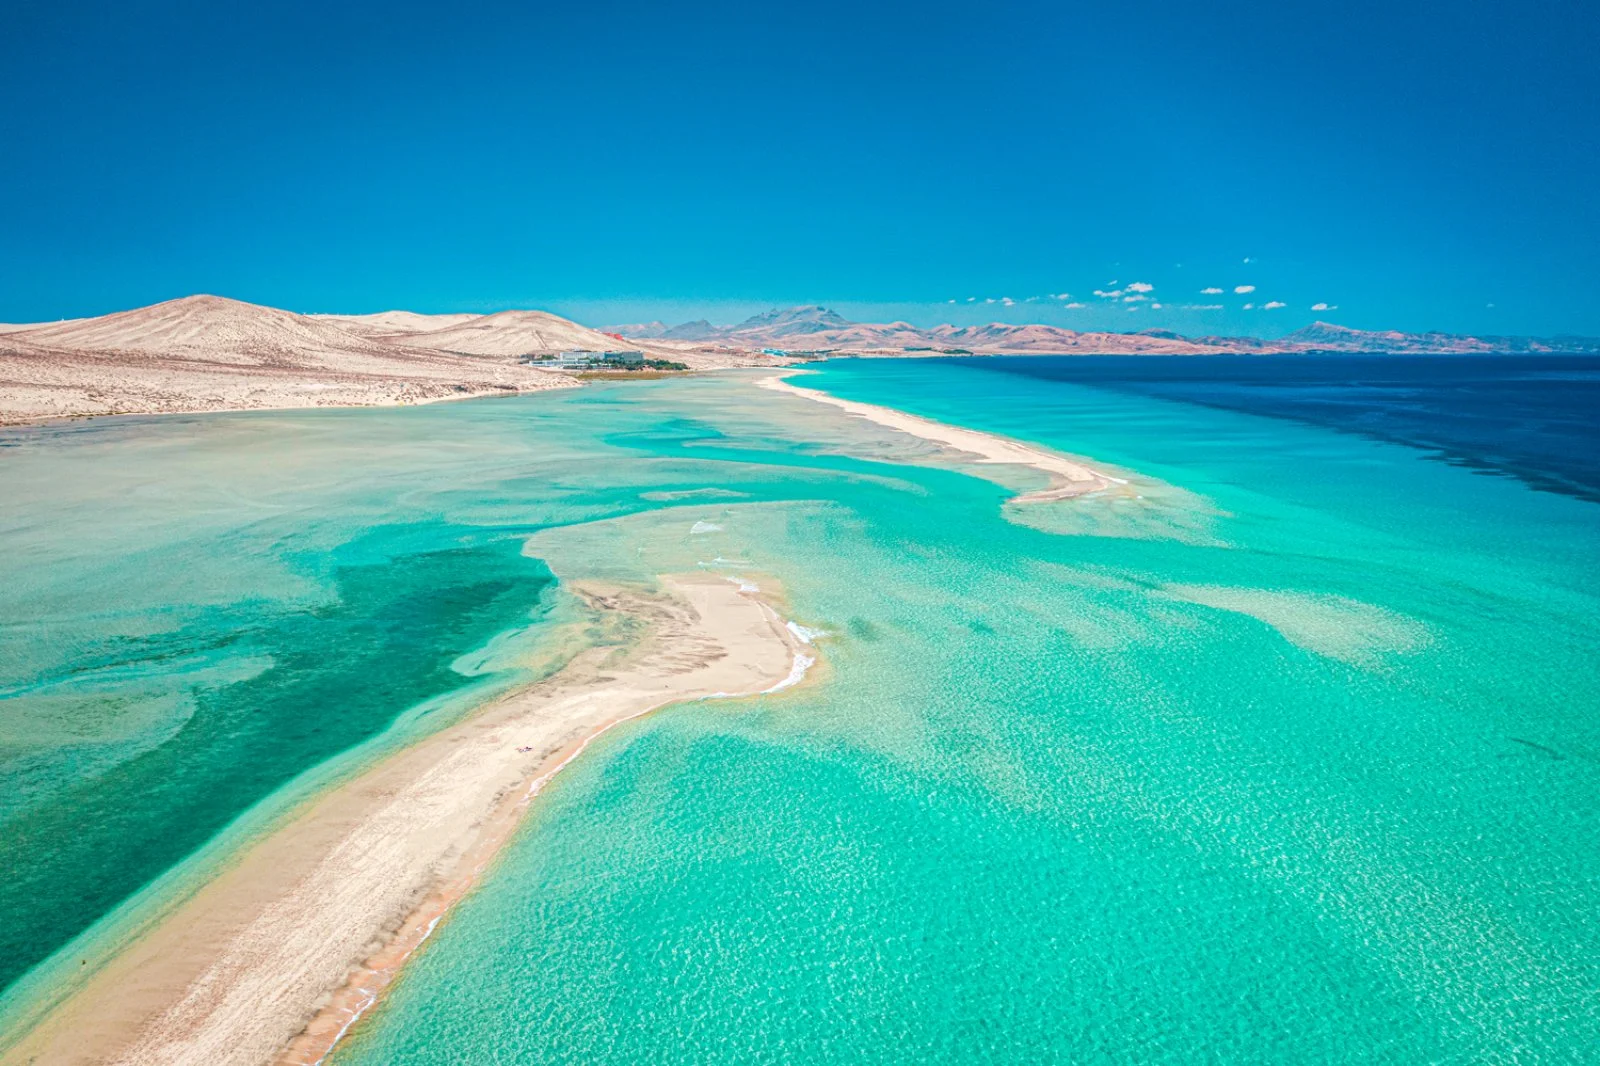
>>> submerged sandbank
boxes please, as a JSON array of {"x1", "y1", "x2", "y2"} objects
[
  {"x1": 3, "y1": 574, "x2": 812, "y2": 1066},
  {"x1": 759, "y1": 373, "x2": 1127, "y2": 502}
]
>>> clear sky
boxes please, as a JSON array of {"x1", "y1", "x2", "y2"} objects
[{"x1": 3, "y1": 0, "x2": 1597, "y2": 336}]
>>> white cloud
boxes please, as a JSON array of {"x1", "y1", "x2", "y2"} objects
[
  {"x1": 1064, "y1": 302, "x2": 1087, "y2": 309},
  {"x1": 985, "y1": 297, "x2": 997, "y2": 304},
  {"x1": 967, "y1": 297, "x2": 976, "y2": 302},
  {"x1": 1311, "y1": 302, "x2": 1329, "y2": 311},
  {"x1": 1487, "y1": 303, "x2": 1496, "y2": 309},
  {"x1": 1050, "y1": 292, "x2": 1072, "y2": 300},
  {"x1": 1243, "y1": 302, "x2": 1255, "y2": 310},
  {"x1": 1151, "y1": 303, "x2": 1163, "y2": 310},
  {"x1": 1264, "y1": 301, "x2": 1286, "y2": 310},
  {"x1": 1123, "y1": 294, "x2": 1148, "y2": 302},
  {"x1": 1234, "y1": 285, "x2": 1256, "y2": 294},
  {"x1": 1186, "y1": 304, "x2": 1224, "y2": 310},
  {"x1": 1001, "y1": 297, "x2": 1016, "y2": 306},
  {"x1": 1201, "y1": 287, "x2": 1224, "y2": 295},
  {"x1": 1127, "y1": 305, "x2": 1141, "y2": 312},
  {"x1": 1107, "y1": 280, "x2": 1119, "y2": 286},
  {"x1": 1126, "y1": 281, "x2": 1154, "y2": 293},
  {"x1": 1093, "y1": 288, "x2": 1123, "y2": 299},
  {"x1": 1243, "y1": 257, "x2": 1254, "y2": 264}
]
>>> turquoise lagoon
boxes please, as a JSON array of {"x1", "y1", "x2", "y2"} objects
[{"x1": 1, "y1": 360, "x2": 1596, "y2": 1063}]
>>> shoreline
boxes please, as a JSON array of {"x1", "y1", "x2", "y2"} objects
[
  {"x1": 2, "y1": 573, "x2": 814, "y2": 1066},
  {"x1": 758, "y1": 373, "x2": 1127, "y2": 502},
  {"x1": 0, "y1": 377, "x2": 581, "y2": 430}
]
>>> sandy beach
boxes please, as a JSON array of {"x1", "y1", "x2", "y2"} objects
[
  {"x1": 2, "y1": 573, "x2": 811, "y2": 1066},
  {"x1": 759, "y1": 373, "x2": 1126, "y2": 501}
]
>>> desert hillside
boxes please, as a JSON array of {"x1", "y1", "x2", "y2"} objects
[
  {"x1": 311, "y1": 310, "x2": 485, "y2": 337},
  {"x1": 0, "y1": 296, "x2": 578, "y2": 424},
  {"x1": 383, "y1": 310, "x2": 622, "y2": 357},
  {"x1": 0, "y1": 295, "x2": 788, "y2": 424}
]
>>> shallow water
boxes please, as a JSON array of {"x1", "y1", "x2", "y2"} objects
[{"x1": 2, "y1": 361, "x2": 1597, "y2": 1063}]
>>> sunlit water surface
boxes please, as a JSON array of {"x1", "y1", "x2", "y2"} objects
[{"x1": 1, "y1": 360, "x2": 1595, "y2": 1064}]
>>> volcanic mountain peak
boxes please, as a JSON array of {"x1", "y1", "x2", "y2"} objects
[
  {"x1": 1284, "y1": 321, "x2": 1386, "y2": 344},
  {"x1": 735, "y1": 306, "x2": 853, "y2": 334},
  {"x1": 1283, "y1": 321, "x2": 1497, "y2": 352},
  {"x1": 662, "y1": 319, "x2": 721, "y2": 340}
]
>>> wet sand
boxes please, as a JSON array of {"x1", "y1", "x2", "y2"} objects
[
  {"x1": 759, "y1": 373, "x2": 1127, "y2": 501},
  {"x1": 2, "y1": 574, "x2": 811, "y2": 1066}
]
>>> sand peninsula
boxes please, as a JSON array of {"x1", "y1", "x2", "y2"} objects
[
  {"x1": 2, "y1": 574, "x2": 815, "y2": 1066},
  {"x1": 2, "y1": 368, "x2": 1126, "y2": 1066},
  {"x1": 759, "y1": 373, "x2": 1127, "y2": 502}
]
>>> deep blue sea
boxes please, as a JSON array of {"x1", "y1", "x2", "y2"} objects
[{"x1": 955, "y1": 354, "x2": 1600, "y2": 503}]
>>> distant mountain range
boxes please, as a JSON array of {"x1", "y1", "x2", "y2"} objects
[
  {"x1": 610, "y1": 305, "x2": 1600, "y2": 355},
  {"x1": 6, "y1": 294, "x2": 1598, "y2": 424}
]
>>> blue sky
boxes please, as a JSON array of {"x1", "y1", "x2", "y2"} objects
[{"x1": 3, "y1": 0, "x2": 1597, "y2": 336}]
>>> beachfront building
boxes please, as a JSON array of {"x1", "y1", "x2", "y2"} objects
[{"x1": 534, "y1": 350, "x2": 647, "y2": 368}]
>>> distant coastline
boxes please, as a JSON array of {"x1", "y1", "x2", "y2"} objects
[
  {"x1": 5, "y1": 294, "x2": 1598, "y2": 426},
  {"x1": 608, "y1": 304, "x2": 1600, "y2": 357}
]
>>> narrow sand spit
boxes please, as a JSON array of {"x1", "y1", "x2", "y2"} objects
[
  {"x1": 3, "y1": 574, "x2": 811, "y2": 1066},
  {"x1": 758, "y1": 374, "x2": 1126, "y2": 502}
]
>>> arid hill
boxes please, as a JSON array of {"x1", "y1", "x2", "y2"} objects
[
  {"x1": 311, "y1": 310, "x2": 484, "y2": 337},
  {"x1": 925, "y1": 323, "x2": 1221, "y2": 354},
  {"x1": 18, "y1": 295, "x2": 404, "y2": 364},
  {"x1": 0, "y1": 296, "x2": 576, "y2": 424},
  {"x1": 610, "y1": 307, "x2": 1600, "y2": 356},
  {"x1": 0, "y1": 295, "x2": 786, "y2": 424},
  {"x1": 382, "y1": 310, "x2": 623, "y2": 357}
]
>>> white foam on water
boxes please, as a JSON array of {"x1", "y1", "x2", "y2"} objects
[
  {"x1": 689, "y1": 520, "x2": 723, "y2": 534},
  {"x1": 763, "y1": 652, "x2": 816, "y2": 694},
  {"x1": 311, "y1": 986, "x2": 381, "y2": 1066},
  {"x1": 785, "y1": 621, "x2": 826, "y2": 644}
]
